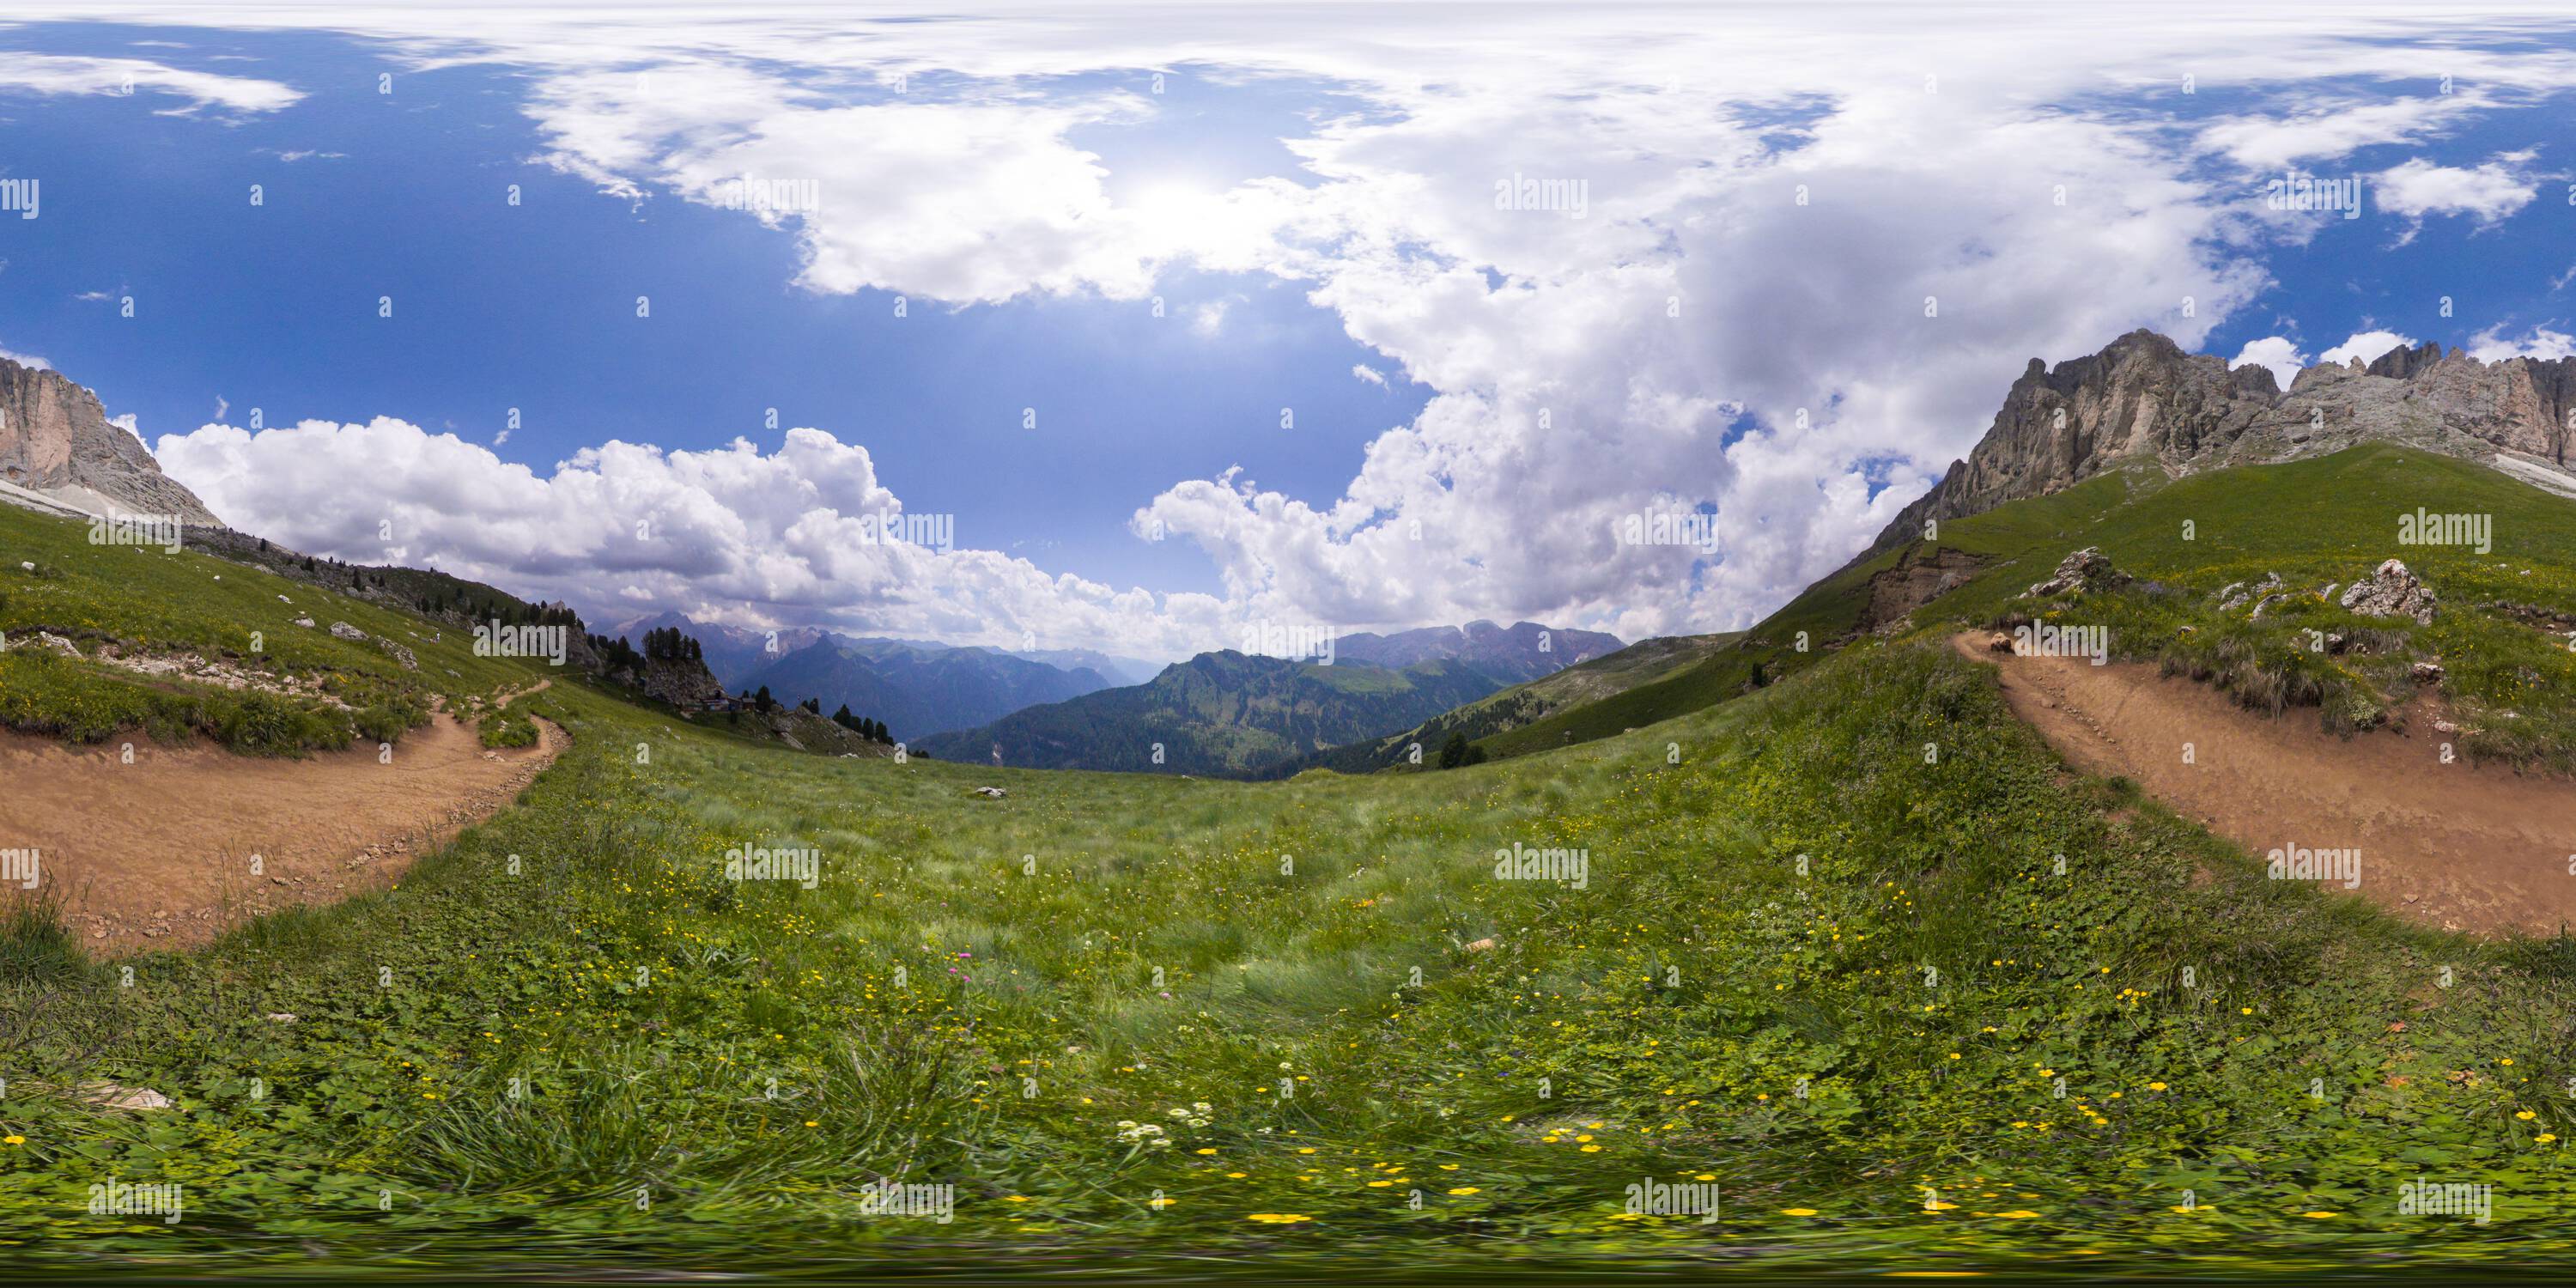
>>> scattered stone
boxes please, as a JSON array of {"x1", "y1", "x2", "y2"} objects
[
  {"x1": 328, "y1": 621, "x2": 367, "y2": 641},
  {"x1": 30, "y1": 630, "x2": 82, "y2": 658},
  {"x1": 1464, "y1": 937, "x2": 1497, "y2": 953},
  {"x1": 293, "y1": 616, "x2": 316, "y2": 628},
  {"x1": 2340, "y1": 559, "x2": 2439, "y2": 625},
  {"x1": 970, "y1": 786, "x2": 1008, "y2": 799},
  {"x1": 2433, "y1": 719, "x2": 2459, "y2": 734},
  {"x1": 81, "y1": 1082, "x2": 173, "y2": 1112},
  {"x1": 264, "y1": 1012, "x2": 298, "y2": 1024},
  {"x1": 2220, "y1": 572, "x2": 2281, "y2": 612},
  {"x1": 2022, "y1": 547, "x2": 2130, "y2": 598}
]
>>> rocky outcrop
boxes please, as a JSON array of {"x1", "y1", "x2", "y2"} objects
[
  {"x1": 2340, "y1": 559, "x2": 2439, "y2": 625},
  {"x1": 0, "y1": 357, "x2": 222, "y2": 526},
  {"x1": 605, "y1": 653, "x2": 725, "y2": 708},
  {"x1": 1858, "y1": 545, "x2": 1990, "y2": 632},
  {"x1": 1872, "y1": 331, "x2": 2576, "y2": 556},
  {"x1": 2021, "y1": 547, "x2": 2129, "y2": 598}
]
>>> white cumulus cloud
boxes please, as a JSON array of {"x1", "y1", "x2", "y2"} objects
[
  {"x1": 2318, "y1": 329, "x2": 2420, "y2": 370},
  {"x1": 155, "y1": 416, "x2": 1229, "y2": 655},
  {"x1": 2230, "y1": 336, "x2": 2309, "y2": 391}
]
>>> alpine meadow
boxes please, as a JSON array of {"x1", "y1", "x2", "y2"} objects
[{"x1": 3, "y1": 3, "x2": 2575, "y2": 1283}]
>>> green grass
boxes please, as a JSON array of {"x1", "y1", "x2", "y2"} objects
[
  {"x1": 477, "y1": 707, "x2": 540, "y2": 750},
  {"x1": 1483, "y1": 444, "x2": 2576, "y2": 769},
  {"x1": 3, "y1": 449, "x2": 2574, "y2": 1277},
  {"x1": 3, "y1": 638, "x2": 2573, "y2": 1275},
  {"x1": 0, "y1": 501, "x2": 537, "y2": 754}
]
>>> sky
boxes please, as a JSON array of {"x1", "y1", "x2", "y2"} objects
[{"x1": 1, "y1": 3, "x2": 2573, "y2": 660}]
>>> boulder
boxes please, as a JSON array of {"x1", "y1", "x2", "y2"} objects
[
  {"x1": 2022, "y1": 547, "x2": 2131, "y2": 598},
  {"x1": 328, "y1": 621, "x2": 367, "y2": 641},
  {"x1": 2340, "y1": 559, "x2": 2439, "y2": 625}
]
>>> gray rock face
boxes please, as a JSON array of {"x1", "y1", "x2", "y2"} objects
[
  {"x1": 2341, "y1": 559, "x2": 2439, "y2": 625},
  {"x1": 0, "y1": 358, "x2": 222, "y2": 526},
  {"x1": 1873, "y1": 331, "x2": 2576, "y2": 555}
]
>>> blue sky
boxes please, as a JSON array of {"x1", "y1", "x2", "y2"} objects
[
  {"x1": 2, "y1": 5, "x2": 2573, "y2": 657},
  {"x1": 0, "y1": 24, "x2": 1430, "y2": 605}
]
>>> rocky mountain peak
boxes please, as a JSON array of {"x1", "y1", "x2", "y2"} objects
[
  {"x1": 0, "y1": 357, "x2": 223, "y2": 526},
  {"x1": 1868, "y1": 331, "x2": 2576, "y2": 556}
]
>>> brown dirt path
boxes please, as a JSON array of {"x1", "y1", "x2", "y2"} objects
[
  {"x1": 1950, "y1": 633, "x2": 2576, "y2": 936},
  {"x1": 0, "y1": 690, "x2": 563, "y2": 953}
]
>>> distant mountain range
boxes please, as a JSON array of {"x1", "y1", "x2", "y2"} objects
[
  {"x1": 1332, "y1": 620, "x2": 1624, "y2": 682},
  {"x1": 732, "y1": 636, "x2": 1120, "y2": 741},
  {"x1": 916, "y1": 620, "x2": 1622, "y2": 775},
  {"x1": 1261, "y1": 631, "x2": 1741, "y2": 777},
  {"x1": 914, "y1": 651, "x2": 1509, "y2": 775},
  {"x1": 606, "y1": 612, "x2": 1153, "y2": 741}
]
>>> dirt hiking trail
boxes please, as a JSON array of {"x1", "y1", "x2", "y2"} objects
[
  {"x1": 0, "y1": 686, "x2": 563, "y2": 953},
  {"x1": 1951, "y1": 633, "x2": 2576, "y2": 937}
]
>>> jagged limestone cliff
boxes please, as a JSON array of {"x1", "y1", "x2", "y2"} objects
[
  {"x1": 0, "y1": 357, "x2": 222, "y2": 526},
  {"x1": 1873, "y1": 330, "x2": 2576, "y2": 553}
]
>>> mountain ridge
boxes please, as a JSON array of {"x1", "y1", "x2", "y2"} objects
[
  {"x1": 1869, "y1": 329, "x2": 2576, "y2": 559},
  {"x1": 0, "y1": 357, "x2": 222, "y2": 526}
]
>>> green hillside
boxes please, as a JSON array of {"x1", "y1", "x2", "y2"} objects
[
  {"x1": 0, "y1": 505, "x2": 544, "y2": 754},
  {"x1": 1479, "y1": 445, "x2": 2576, "y2": 769},
  {"x1": 4, "y1": 446, "x2": 2576, "y2": 1277}
]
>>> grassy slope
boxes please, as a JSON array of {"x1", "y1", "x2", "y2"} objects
[
  {"x1": 0, "y1": 501, "x2": 541, "y2": 752},
  {"x1": 1482, "y1": 444, "x2": 2576, "y2": 767},
  {"x1": 3, "y1": 449, "x2": 2573, "y2": 1274},
  {"x1": 1475, "y1": 463, "x2": 2161, "y2": 761}
]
